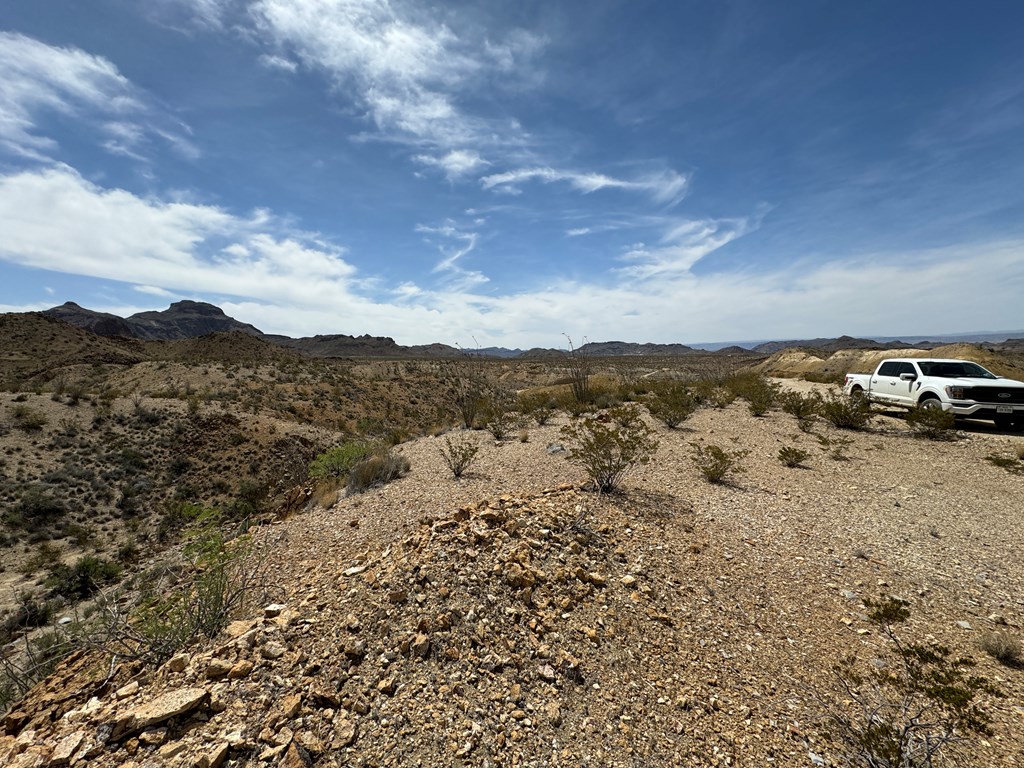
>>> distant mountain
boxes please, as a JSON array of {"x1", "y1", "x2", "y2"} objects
[
  {"x1": 125, "y1": 301, "x2": 263, "y2": 340},
  {"x1": 578, "y1": 340, "x2": 699, "y2": 356},
  {"x1": 43, "y1": 302, "x2": 137, "y2": 337},
  {"x1": 751, "y1": 335, "x2": 905, "y2": 354},
  {"x1": 269, "y1": 334, "x2": 460, "y2": 359},
  {"x1": 44, "y1": 300, "x2": 262, "y2": 341}
]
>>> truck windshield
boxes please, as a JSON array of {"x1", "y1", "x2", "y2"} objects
[{"x1": 917, "y1": 362, "x2": 997, "y2": 379}]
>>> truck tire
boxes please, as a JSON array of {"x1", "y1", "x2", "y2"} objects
[
  {"x1": 918, "y1": 397, "x2": 941, "y2": 410},
  {"x1": 849, "y1": 386, "x2": 864, "y2": 399}
]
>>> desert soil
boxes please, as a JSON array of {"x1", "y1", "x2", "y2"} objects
[{"x1": 3, "y1": 381, "x2": 1023, "y2": 767}]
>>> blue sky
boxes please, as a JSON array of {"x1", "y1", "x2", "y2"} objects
[{"x1": 1, "y1": 1, "x2": 1023, "y2": 347}]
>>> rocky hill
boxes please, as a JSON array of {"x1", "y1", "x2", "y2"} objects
[
  {"x1": 755, "y1": 342, "x2": 1024, "y2": 381},
  {"x1": 44, "y1": 301, "x2": 264, "y2": 341}
]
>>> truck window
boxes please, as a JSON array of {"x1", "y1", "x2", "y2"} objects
[
  {"x1": 897, "y1": 362, "x2": 916, "y2": 376},
  {"x1": 878, "y1": 361, "x2": 900, "y2": 376}
]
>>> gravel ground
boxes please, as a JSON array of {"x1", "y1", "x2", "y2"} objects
[
  {"x1": 252, "y1": 382, "x2": 1024, "y2": 765},
  {"x1": 5, "y1": 382, "x2": 1022, "y2": 767}
]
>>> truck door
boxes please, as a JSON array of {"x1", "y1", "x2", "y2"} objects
[
  {"x1": 872, "y1": 361, "x2": 902, "y2": 403},
  {"x1": 893, "y1": 362, "x2": 919, "y2": 405}
]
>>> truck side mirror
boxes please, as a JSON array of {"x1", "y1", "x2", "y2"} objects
[{"x1": 899, "y1": 373, "x2": 917, "y2": 381}]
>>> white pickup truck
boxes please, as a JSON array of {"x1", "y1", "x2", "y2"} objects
[{"x1": 843, "y1": 358, "x2": 1024, "y2": 431}]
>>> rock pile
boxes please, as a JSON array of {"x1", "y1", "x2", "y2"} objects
[{"x1": 3, "y1": 486, "x2": 746, "y2": 767}]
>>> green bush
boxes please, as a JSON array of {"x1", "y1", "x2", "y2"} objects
[
  {"x1": 438, "y1": 434, "x2": 480, "y2": 479},
  {"x1": 905, "y1": 404, "x2": 956, "y2": 439},
  {"x1": 726, "y1": 373, "x2": 778, "y2": 416},
  {"x1": 647, "y1": 383, "x2": 699, "y2": 428},
  {"x1": 309, "y1": 441, "x2": 375, "y2": 481},
  {"x1": 479, "y1": 390, "x2": 518, "y2": 439},
  {"x1": 560, "y1": 405, "x2": 658, "y2": 493},
  {"x1": 517, "y1": 392, "x2": 557, "y2": 426},
  {"x1": 778, "y1": 390, "x2": 822, "y2": 420},
  {"x1": 692, "y1": 443, "x2": 747, "y2": 484},
  {"x1": 47, "y1": 556, "x2": 122, "y2": 600},
  {"x1": 818, "y1": 390, "x2": 873, "y2": 430},
  {"x1": 824, "y1": 596, "x2": 1001, "y2": 767}
]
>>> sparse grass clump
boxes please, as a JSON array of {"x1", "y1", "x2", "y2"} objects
[
  {"x1": 346, "y1": 449, "x2": 410, "y2": 494},
  {"x1": 560, "y1": 405, "x2": 658, "y2": 493},
  {"x1": 979, "y1": 631, "x2": 1023, "y2": 668},
  {"x1": 12, "y1": 404, "x2": 47, "y2": 432},
  {"x1": 726, "y1": 372, "x2": 778, "y2": 416},
  {"x1": 692, "y1": 443, "x2": 747, "y2": 484},
  {"x1": 777, "y1": 446, "x2": 810, "y2": 468},
  {"x1": 906, "y1": 405, "x2": 957, "y2": 440},
  {"x1": 438, "y1": 433, "x2": 480, "y2": 478}
]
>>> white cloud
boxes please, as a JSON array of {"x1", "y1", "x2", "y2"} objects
[
  {"x1": 0, "y1": 165, "x2": 356, "y2": 306},
  {"x1": 259, "y1": 53, "x2": 299, "y2": 72},
  {"x1": 246, "y1": 0, "x2": 542, "y2": 150},
  {"x1": 480, "y1": 166, "x2": 688, "y2": 204},
  {"x1": 3, "y1": 165, "x2": 1022, "y2": 348},
  {"x1": 416, "y1": 220, "x2": 487, "y2": 288},
  {"x1": 413, "y1": 149, "x2": 488, "y2": 179},
  {"x1": 566, "y1": 227, "x2": 591, "y2": 237},
  {"x1": 618, "y1": 215, "x2": 758, "y2": 277},
  {"x1": 0, "y1": 32, "x2": 196, "y2": 161}
]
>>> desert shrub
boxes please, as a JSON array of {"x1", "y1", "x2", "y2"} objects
[
  {"x1": 5, "y1": 487, "x2": 66, "y2": 530},
  {"x1": 905, "y1": 405, "x2": 957, "y2": 440},
  {"x1": 560, "y1": 405, "x2": 658, "y2": 493},
  {"x1": 439, "y1": 353, "x2": 491, "y2": 428},
  {"x1": 979, "y1": 631, "x2": 1022, "y2": 668},
  {"x1": 823, "y1": 596, "x2": 1001, "y2": 768},
  {"x1": 647, "y1": 383, "x2": 699, "y2": 428},
  {"x1": 47, "y1": 555, "x2": 122, "y2": 600},
  {"x1": 696, "y1": 382, "x2": 736, "y2": 409},
  {"x1": 778, "y1": 390, "x2": 822, "y2": 421},
  {"x1": 347, "y1": 449, "x2": 410, "y2": 494},
  {"x1": 91, "y1": 512, "x2": 269, "y2": 665},
  {"x1": 778, "y1": 446, "x2": 810, "y2": 468},
  {"x1": 692, "y1": 443, "x2": 747, "y2": 484},
  {"x1": 12, "y1": 405, "x2": 47, "y2": 432},
  {"x1": 0, "y1": 593, "x2": 57, "y2": 644},
  {"x1": 564, "y1": 335, "x2": 592, "y2": 405},
  {"x1": 517, "y1": 392, "x2": 557, "y2": 425},
  {"x1": 801, "y1": 370, "x2": 846, "y2": 385},
  {"x1": 816, "y1": 432, "x2": 854, "y2": 460},
  {"x1": 438, "y1": 434, "x2": 480, "y2": 478},
  {"x1": 818, "y1": 390, "x2": 873, "y2": 430},
  {"x1": 726, "y1": 373, "x2": 778, "y2": 416},
  {"x1": 309, "y1": 441, "x2": 375, "y2": 482},
  {"x1": 479, "y1": 390, "x2": 519, "y2": 439}
]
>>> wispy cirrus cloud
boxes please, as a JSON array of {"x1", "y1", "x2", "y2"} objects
[
  {"x1": 415, "y1": 220, "x2": 487, "y2": 288},
  {"x1": 243, "y1": 0, "x2": 542, "y2": 151},
  {"x1": 0, "y1": 32, "x2": 196, "y2": 162},
  {"x1": 617, "y1": 213, "x2": 763, "y2": 278},
  {"x1": 480, "y1": 166, "x2": 688, "y2": 204}
]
